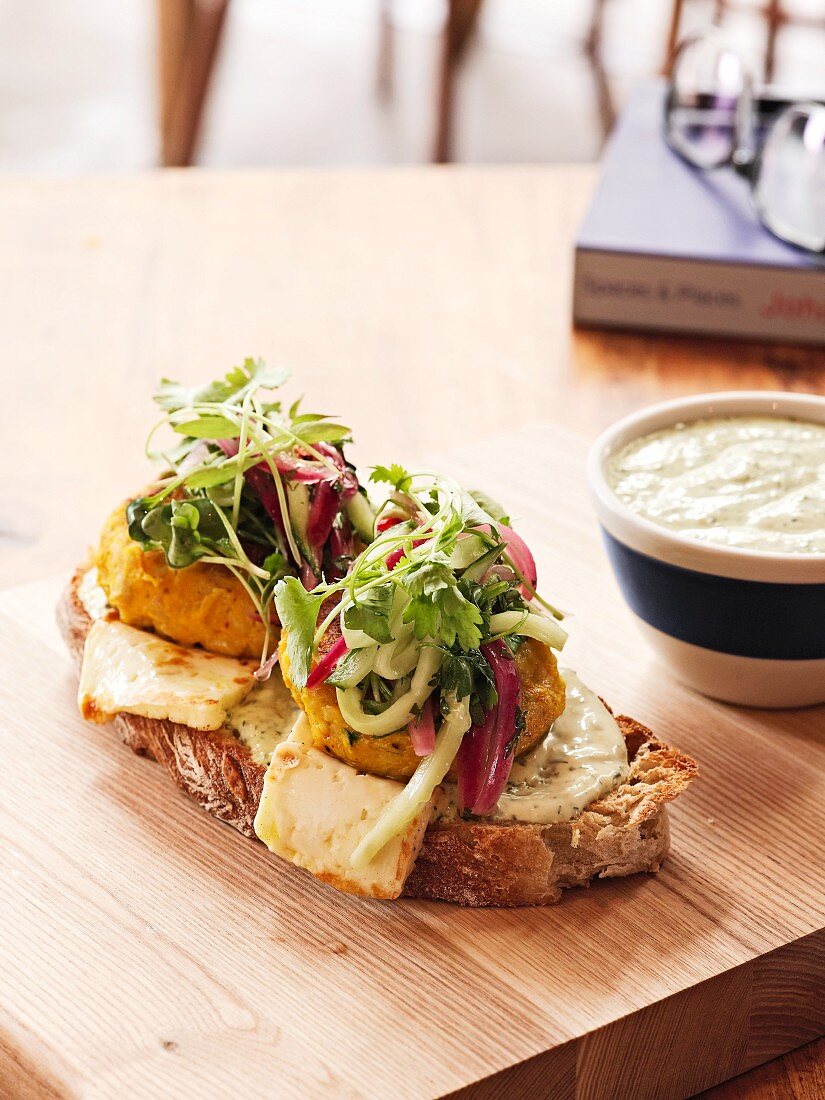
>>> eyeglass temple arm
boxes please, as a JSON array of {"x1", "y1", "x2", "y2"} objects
[
  {"x1": 753, "y1": 92, "x2": 825, "y2": 117},
  {"x1": 690, "y1": 90, "x2": 825, "y2": 118}
]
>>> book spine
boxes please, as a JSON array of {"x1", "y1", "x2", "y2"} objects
[{"x1": 573, "y1": 249, "x2": 825, "y2": 346}]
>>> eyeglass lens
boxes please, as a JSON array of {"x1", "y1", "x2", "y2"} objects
[
  {"x1": 754, "y1": 105, "x2": 825, "y2": 252},
  {"x1": 667, "y1": 33, "x2": 749, "y2": 169}
]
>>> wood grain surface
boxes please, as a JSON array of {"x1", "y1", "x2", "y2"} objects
[
  {"x1": 3, "y1": 168, "x2": 825, "y2": 593},
  {"x1": 2, "y1": 424, "x2": 824, "y2": 1099},
  {"x1": 0, "y1": 167, "x2": 824, "y2": 1098}
]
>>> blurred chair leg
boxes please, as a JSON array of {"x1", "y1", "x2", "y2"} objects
[
  {"x1": 662, "y1": 0, "x2": 685, "y2": 75},
  {"x1": 432, "y1": 0, "x2": 483, "y2": 163},
  {"x1": 376, "y1": 0, "x2": 394, "y2": 101},
  {"x1": 158, "y1": 0, "x2": 192, "y2": 164},
  {"x1": 764, "y1": 0, "x2": 782, "y2": 82},
  {"x1": 157, "y1": 0, "x2": 229, "y2": 167},
  {"x1": 584, "y1": 0, "x2": 615, "y2": 141}
]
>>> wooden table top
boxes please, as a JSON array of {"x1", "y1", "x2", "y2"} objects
[{"x1": 1, "y1": 166, "x2": 823, "y2": 1099}]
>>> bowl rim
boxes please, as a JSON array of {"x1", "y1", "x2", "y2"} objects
[{"x1": 586, "y1": 390, "x2": 825, "y2": 584}]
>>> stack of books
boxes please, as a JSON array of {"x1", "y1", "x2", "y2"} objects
[{"x1": 574, "y1": 82, "x2": 825, "y2": 346}]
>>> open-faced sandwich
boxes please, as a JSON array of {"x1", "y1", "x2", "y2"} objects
[{"x1": 59, "y1": 360, "x2": 697, "y2": 905}]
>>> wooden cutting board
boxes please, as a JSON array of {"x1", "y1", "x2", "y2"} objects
[{"x1": 1, "y1": 424, "x2": 822, "y2": 1100}]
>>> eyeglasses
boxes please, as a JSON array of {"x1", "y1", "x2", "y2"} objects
[{"x1": 664, "y1": 29, "x2": 825, "y2": 253}]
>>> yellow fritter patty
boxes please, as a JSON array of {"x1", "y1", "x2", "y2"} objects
[
  {"x1": 280, "y1": 629, "x2": 566, "y2": 782},
  {"x1": 95, "y1": 503, "x2": 270, "y2": 659}
]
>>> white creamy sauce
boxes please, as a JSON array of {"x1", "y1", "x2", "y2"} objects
[
  {"x1": 78, "y1": 567, "x2": 110, "y2": 620},
  {"x1": 493, "y1": 670, "x2": 628, "y2": 823},
  {"x1": 226, "y1": 674, "x2": 300, "y2": 766},
  {"x1": 606, "y1": 416, "x2": 825, "y2": 554},
  {"x1": 434, "y1": 669, "x2": 629, "y2": 825}
]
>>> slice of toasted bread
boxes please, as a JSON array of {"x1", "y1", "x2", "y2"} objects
[{"x1": 58, "y1": 567, "x2": 697, "y2": 906}]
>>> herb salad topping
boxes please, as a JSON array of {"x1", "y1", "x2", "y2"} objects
[
  {"x1": 273, "y1": 463, "x2": 568, "y2": 862},
  {"x1": 125, "y1": 362, "x2": 569, "y2": 864},
  {"x1": 126, "y1": 359, "x2": 372, "y2": 671}
]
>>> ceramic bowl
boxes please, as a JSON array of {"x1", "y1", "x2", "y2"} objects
[{"x1": 587, "y1": 391, "x2": 825, "y2": 708}]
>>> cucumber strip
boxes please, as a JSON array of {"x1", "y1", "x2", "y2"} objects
[
  {"x1": 285, "y1": 481, "x2": 319, "y2": 568},
  {"x1": 325, "y1": 646, "x2": 377, "y2": 688},
  {"x1": 345, "y1": 491, "x2": 376, "y2": 544},
  {"x1": 460, "y1": 541, "x2": 506, "y2": 582},
  {"x1": 340, "y1": 617, "x2": 381, "y2": 650},
  {"x1": 335, "y1": 647, "x2": 442, "y2": 737},
  {"x1": 373, "y1": 589, "x2": 417, "y2": 679},
  {"x1": 373, "y1": 631, "x2": 418, "y2": 679},
  {"x1": 350, "y1": 695, "x2": 471, "y2": 868},
  {"x1": 487, "y1": 609, "x2": 568, "y2": 651}
]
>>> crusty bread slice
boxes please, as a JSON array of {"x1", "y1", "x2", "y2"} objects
[{"x1": 58, "y1": 567, "x2": 697, "y2": 907}]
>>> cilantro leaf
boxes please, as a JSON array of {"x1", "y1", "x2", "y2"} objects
[
  {"x1": 154, "y1": 358, "x2": 291, "y2": 413},
  {"x1": 462, "y1": 489, "x2": 511, "y2": 529},
  {"x1": 370, "y1": 463, "x2": 411, "y2": 491},
  {"x1": 402, "y1": 559, "x2": 483, "y2": 650},
  {"x1": 344, "y1": 583, "x2": 394, "y2": 643},
  {"x1": 273, "y1": 576, "x2": 326, "y2": 687}
]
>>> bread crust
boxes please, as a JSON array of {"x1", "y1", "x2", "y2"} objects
[
  {"x1": 58, "y1": 568, "x2": 264, "y2": 838},
  {"x1": 58, "y1": 567, "x2": 697, "y2": 906},
  {"x1": 403, "y1": 718, "x2": 693, "y2": 906}
]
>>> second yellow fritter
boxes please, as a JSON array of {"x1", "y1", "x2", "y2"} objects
[
  {"x1": 96, "y1": 504, "x2": 270, "y2": 659},
  {"x1": 280, "y1": 630, "x2": 566, "y2": 782}
]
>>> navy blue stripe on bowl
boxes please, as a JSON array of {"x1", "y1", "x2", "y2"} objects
[{"x1": 601, "y1": 529, "x2": 825, "y2": 661}]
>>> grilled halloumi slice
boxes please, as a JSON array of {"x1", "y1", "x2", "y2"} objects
[
  {"x1": 79, "y1": 619, "x2": 258, "y2": 730},
  {"x1": 255, "y1": 717, "x2": 434, "y2": 899}
]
